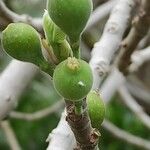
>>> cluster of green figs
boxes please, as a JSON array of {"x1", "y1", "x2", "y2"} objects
[{"x1": 1, "y1": 0, "x2": 105, "y2": 129}]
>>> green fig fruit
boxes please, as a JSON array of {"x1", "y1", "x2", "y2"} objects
[
  {"x1": 2, "y1": 23, "x2": 54, "y2": 76},
  {"x1": 47, "y1": 0, "x2": 93, "y2": 42},
  {"x1": 87, "y1": 90, "x2": 105, "y2": 129},
  {"x1": 2, "y1": 23, "x2": 43, "y2": 66},
  {"x1": 53, "y1": 57, "x2": 93, "y2": 101}
]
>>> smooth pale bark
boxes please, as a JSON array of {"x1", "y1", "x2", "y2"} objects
[
  {"x1": 0, "y1": 60, "x2": 38, "y2": 120},
  {"x1": 90, "y1": 0, "x2": 137, "y2": 89}
]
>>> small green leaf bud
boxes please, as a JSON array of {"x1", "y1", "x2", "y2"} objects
[
  {"x1": 43, "y1": 10, "x2": 66, "y2": 44},
  {"x1": 43, "y1": 10, "x2": 71, "y2": 62}
]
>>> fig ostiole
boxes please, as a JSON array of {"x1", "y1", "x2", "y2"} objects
[
  {"x1": 87, "y1": 90, "x2": 105, "y2": 129},
  {"x1": 53, "y1": 57, "x2": 93, "y2": 101},
  {"x1": 47, "y1": 0, "x2": 93, "y2": 43},
  {"x1": 2, "y1": 23, "x2": 54, "y2": 76}
]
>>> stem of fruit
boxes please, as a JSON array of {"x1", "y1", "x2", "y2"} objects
[
  {"x1": 70, "y1": 38, "x2": 80, "y2": 59},
  {"x1": 74, "y1": 101, "x2": 83, "y2": 116}
]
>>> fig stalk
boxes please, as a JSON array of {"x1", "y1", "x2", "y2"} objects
[{"x1": 74, "y1": 101, "x2": 83, "y2": 115}]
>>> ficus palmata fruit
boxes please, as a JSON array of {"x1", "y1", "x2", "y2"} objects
[
  {"x1": 2, "y1": 23, "x2": 54, "y2": 76},
  {"x1": 47, "y1": 0, "x2": 93, "y2": 42},
  {"x1": 87, "y1": 90, "x2": 105, "y2": 129},
  {"x1": 2, "y1": 23, "x2": 44, "y2": 65},
  {"x1": 53, "y1": 57, "x2": 93, "y2": 101}
]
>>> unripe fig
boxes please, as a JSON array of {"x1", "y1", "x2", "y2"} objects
[
  {"x1": 47, "y1": 0, "x2": 93, "y2": 42},
  {"x1": 2, "y1": 23, "x2": 43, "y2": 66},
  {"x1": 87, "y1": 90, "x2": 105, "y2": 129},
  {"x1": 53, "y1": 57, "x2": 93, "y2": 101}
]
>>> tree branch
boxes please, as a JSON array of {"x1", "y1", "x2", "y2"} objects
[
  {"x1": 137, "y1": 30, "x2": 150, "y2": 49},
  {"x1": 102, "y1": 119, "x2": 150, "y2": 150},
  {"x1": 118, "y1": 85, "x2": 150, "y2": 129},
  {"x1": 117, "y1": 0, "x2": 150, "y2": 75},
  {"x1": 46, "y1": 111, "x2": 76, "y2": 150},
  {"x1": 86, "y1": 0, "x2": 117, "y2": 30},
  {"x1": 90, "y1": 0, "x2": 137, "y2": 89},
  {"x1": 9, "y1": 100, "x2": 64, "y2": 121},
  {"x1": 0, "y1": 0, "x2": 42, "y2": 32},
  {"x1": 0, "y1": 121, "x2": 21, "y2": 150},
  {"x1": 126, "y1": 76, "x2": 150, "y2": 104},
  {"x1": 0, "y1": 60, "x2": 38, "y2": 120},
  {"x1": 65, "y1": 100, "x2": 100, "y2": 150},
  {"x1": 47, "y1": 113, "x2": 150, "y2": 150},
  {"x1": 130, "y1": 46, "x2": 150, "y2": 72},
  {"x1": 100, "y1": 68, "x2": 125, "y2": 102}
]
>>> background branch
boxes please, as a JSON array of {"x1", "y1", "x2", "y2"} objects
[
  {"x1": 0, "y1": 121, "x2": 21, "y2": 150},
  {"x1": 117, "y1": 0, "x2": 150, "y2": 74},
  {"x1": 9, "y1": 100, "x2": 64, "y2": 121},
  {"x1": 118, "y1": 85, "x2": 150, "y2": 129},
  {"x1": 0, "y1": 0, "x2": 42, "y2": 31},
  {"x1": 102, "y1": 119, "x2": 150, "y2": 150},
  {"x1": 86, "y1": 0, "x2": 117, "y2": 30},
  {"x1": 130, "y1": 46, "x2": 150, "y2": 71},
  {"x1": 90, "y1": 0, "x2": 137, "y2": 89},
  {"x1": 0, "y1": 60, "x2": 38, "y2": 120}
]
